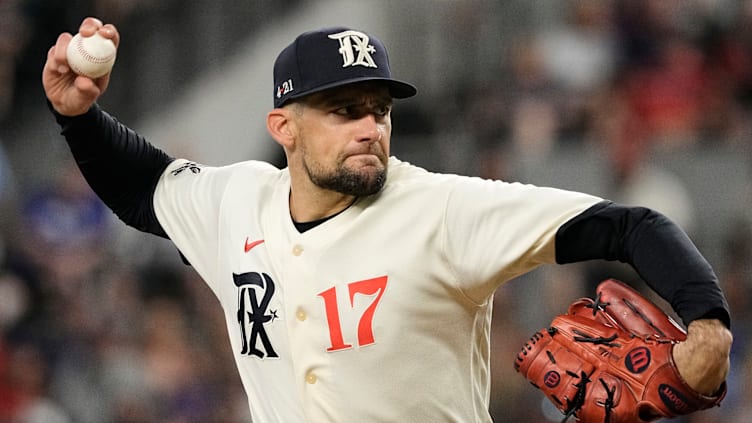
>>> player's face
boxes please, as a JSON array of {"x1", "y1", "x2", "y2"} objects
[{"x1": 293, "y1": 83, "x2": 392, "y2": 197}]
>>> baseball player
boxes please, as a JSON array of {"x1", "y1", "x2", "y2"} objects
[{"x1": 43, "y1": 18, "x2": 731, "y2": 422}]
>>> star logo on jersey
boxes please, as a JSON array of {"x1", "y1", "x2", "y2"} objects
[{"x1": 244, "y1": 237, "x2": 265, "y2": 253}]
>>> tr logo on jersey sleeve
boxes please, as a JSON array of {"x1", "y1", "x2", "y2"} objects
[
  {"x1": 233, "y1": 272, "x2": 279, "y2": 359},
  {"x1": 170, "y1": 161, "x2": 202, "y2": 176}
]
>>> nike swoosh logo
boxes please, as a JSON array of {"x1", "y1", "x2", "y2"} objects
[{"x1": 244, "y1": 238, "x2": 265, "y2": 253}]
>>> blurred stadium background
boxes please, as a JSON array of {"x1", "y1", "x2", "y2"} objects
[{"x1": 0, "y1": 1, "x2": 750, "y2": 422}]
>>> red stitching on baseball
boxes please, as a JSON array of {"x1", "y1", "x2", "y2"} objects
[{"x1": 74, "y1": 36, "x2": 115, "y2": 64}]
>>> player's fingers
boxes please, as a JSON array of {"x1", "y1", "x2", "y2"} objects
[
  {"x1": 44, "y1": 46, "x2": 62, "y2": 76},
  {"x1": 80, "y1": 17, "x2": 104, "y2": 31},
  {"x1": 73, "y1": 75, "x2": 102, "y2": 99},
  {"x1": 79, "y1": 17, "x2": 104, "y2": 37},
  {"x1": 93, "y1": 72, "x2": 112, "y2": 92},
  {"x1": 45, "y1": 45, "x2": 57, "y2": 69},
  {"x1": 50, "y1": 33, "x2": 73, "y2": 74},
  {"x1": 99, "y1": 24, "x2": 120, "y2": 47}
]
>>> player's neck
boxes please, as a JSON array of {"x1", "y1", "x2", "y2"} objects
[{"x1": 288, "y1": 185, "x2": 357, "y2": 224}]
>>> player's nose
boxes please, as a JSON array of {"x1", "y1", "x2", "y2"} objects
[{"x1": 355, "y1": 114, "x2": 384, "y2": 143}]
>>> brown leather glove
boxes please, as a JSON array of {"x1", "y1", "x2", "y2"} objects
[{"x1": 514, "y1": 279, "x2": 726, "y2": 422}]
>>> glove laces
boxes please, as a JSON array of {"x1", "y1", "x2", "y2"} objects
[
  {"x1": 560, "y1": 373, "x2": 616, "y2": 423},
  {"x1": 572, "y1": 329, "x2": 621, "y2": 347},
  {"x1": 561, "y1": 371, "x2": 590, "y2": 422}
]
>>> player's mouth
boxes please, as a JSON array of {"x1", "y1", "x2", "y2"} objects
[{"x1": 345, "y1": 153, "x2": 385, "y2": 168}]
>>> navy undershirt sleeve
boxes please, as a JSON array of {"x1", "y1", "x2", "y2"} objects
[
  {"x1": 53, "y1": 103, "x2": 173, "y2": 238},
  {"x1": 555, "y1": 200, "x2": 730, "y2": 328}
]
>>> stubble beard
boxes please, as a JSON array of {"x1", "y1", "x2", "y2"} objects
[{"x1": 305, "y1": 155, "x2": 388, "y2": 197}]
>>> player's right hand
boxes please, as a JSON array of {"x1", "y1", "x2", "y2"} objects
[
  {"x1": 42, "y1": 17, "x2": 120, "y2": 116},
  {"x1": 673, "y1": 318, "x2": 732, "y2": 395}
]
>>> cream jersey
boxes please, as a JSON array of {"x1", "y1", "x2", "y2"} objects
[{"x1": 153, "y1": 156, "x2": 601, "y2": 422}]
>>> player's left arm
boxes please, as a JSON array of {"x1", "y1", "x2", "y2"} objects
[{"x1": 554, "y1": 200, "x2": 731, "y2": 395}]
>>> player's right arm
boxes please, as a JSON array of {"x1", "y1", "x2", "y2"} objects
[
  {"x1": 51, "y1": 104, "x2": 174, "y2": 237},
  {"x1": 43, "y1": 17, "x2": 173, "y2": 237}
]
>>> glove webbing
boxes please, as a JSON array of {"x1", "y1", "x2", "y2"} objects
[
  {"x1": 586, "y1": 291, "x2": 674, "y2": 339},
  {"x1": 583, "y1": 292, "x2": 611, "y2": 316}
]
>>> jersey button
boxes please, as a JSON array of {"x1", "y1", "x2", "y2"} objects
[
  {"x1": 296, "y1": 309, "x2": 307, "y2": 321},
  {"x1": 305, "y1": 372, "x2": 317, "y2": 384},
  {"x1": 292, "y1": 244, "x2": 304, "y2": 256}
]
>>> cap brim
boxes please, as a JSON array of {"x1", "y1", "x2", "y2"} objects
[{"x1": 281, "y1": 77, "x2": 417, "y2": 106}]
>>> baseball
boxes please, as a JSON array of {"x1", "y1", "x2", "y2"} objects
[{"x1": 66, "y1": 32, "x2": 117, "y2": 78}]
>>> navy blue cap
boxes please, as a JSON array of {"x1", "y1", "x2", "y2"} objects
[{"x1": 273, "y1": 27, "x2": 417, "y2": 108}]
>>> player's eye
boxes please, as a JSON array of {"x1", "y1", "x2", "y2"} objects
[
  {"x1": 334, "y1": 105, "x2": 356, "y2": 116},
  {"x1": 334, "y1": 104, "x2": 391, "y2": 118},
  {"x1": 333, "y1": 104, "x2": 371, "y2": 120},
  {"x1": 373, "y1": 103, "x2": 391, "y2": 117}
]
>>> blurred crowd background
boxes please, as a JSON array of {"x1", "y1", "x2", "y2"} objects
[{"x1": 0, "y1": 0, "x2": 750, "y2": 422}]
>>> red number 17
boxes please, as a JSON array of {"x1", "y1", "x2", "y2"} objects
[{"x1": 317, "y1": 275, "x2": 388, "y2": 352}]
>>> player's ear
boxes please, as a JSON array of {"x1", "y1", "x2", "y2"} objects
[{"x1": 267, "y1": 108, "x2": 296, "y2": 149}]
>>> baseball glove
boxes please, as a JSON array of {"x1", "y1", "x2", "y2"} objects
[{"x1": 514, "y1": 279, "x2": 726, "y2": 422}]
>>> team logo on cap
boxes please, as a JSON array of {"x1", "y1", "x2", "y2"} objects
[{"x1": 328, "y1": 30, "x2": 377, "y2": 68}]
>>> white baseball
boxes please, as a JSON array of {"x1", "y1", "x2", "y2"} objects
[{"x1": 66, "y1": 32, "x2": 117, "y2": 78}]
